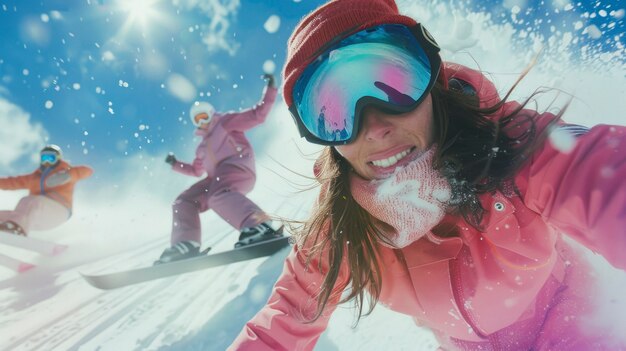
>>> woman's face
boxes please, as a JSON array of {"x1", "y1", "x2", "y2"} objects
[{"x1": 334, "y1": 94, "x2": 435, "y2": 180}]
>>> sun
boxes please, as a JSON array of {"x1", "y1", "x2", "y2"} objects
[{"x1": 118, "y1": 0, "x2": 161, "y2": 31}]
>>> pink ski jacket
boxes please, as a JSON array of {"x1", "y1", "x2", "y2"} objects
[
  {"x1": 171, "y1": 86, "x2": 278, "y2": 178},
  {"x1": 0, "y1": 161, "x2": 93, "y2": 209},
  {"x1": 229, "y1": 64, "x2": 626, "y2": 350}
]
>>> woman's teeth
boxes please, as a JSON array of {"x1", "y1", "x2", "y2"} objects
[{"x1": 371, "y1": 147, "x2": 413, "y2": 168}]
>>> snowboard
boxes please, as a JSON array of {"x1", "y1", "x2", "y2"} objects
[
  {"x1": 82, "y1": 235, "x2": 292, "y2": 290},
  {"x1": 0, "y1": 252, "x2": 36, "y2": 272},
  {"x1": 0, "y1": 231, "x2": 68, "y2": 256},
  {"x1": 0, "y1": 231, "x2": 68, "y2": 272}
]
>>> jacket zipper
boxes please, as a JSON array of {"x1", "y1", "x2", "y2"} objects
[
  {"x1": 40, "y1": 167, "x2": 52, "y2": 195},
  {"x1": 449, "y1": 259, "x2": 502, "y2": 350}
]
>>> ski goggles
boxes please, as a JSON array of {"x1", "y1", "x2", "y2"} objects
[
  {"x1": 40, "y1": 152, "x2": 58, "y2": 165},
  {"x1": 288, "y1": 23, "x2": 441, "y2": 145},
  {"x1": 192, "y1": 113, "x2": 211, "y2": 127}
]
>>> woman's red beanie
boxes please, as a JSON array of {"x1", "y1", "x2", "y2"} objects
[{"x1": 282, "y1": 0, "x2": 444, "y2": 107}]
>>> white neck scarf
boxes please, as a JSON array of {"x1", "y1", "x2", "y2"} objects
[{"x1": 350, "y1": 148, "x2": 451, "y2": 248}]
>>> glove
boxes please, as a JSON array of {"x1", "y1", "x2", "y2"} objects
[
  {"x1": 165, "y1": 153, "x2": 177, "y2": 166},
  {"x1": 45, "y1": 170, "x2": 71, "y2": 188},
  {"x1": 261, "y1": 73, "x2": 276, "y2": 88}
]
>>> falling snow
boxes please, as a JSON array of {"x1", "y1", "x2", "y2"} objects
[
  {"x1": 264, "y1": 15, "x2": 281, "y2": 33},
  {"x1": 0, "y1": 0, "x2": 624, "y2": 350},
  {"x1": 548, "y1": 127, "x2": 577, "y2": 153}
]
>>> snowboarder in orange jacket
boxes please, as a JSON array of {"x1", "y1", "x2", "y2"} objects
[{"x1": 0, "y1": 145, "x2": 93, "y2": 235}]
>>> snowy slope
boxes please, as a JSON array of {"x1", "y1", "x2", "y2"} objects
[
  {"x1": 1, "y1": 162, "x2": 624, "y2": 351},
  {"x1": 0, "y1": 181, "x2": 439, "y2": 351}
]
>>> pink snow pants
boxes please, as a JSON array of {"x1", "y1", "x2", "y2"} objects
[
  {"x1": 0, "y1": 195, "x2": 70, "y2": 234},
  {"x1": 170, "y1": 163, "x2": 269, "y2": 245}
]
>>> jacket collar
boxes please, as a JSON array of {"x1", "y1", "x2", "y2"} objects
[
  {"x1": 400, "y1": 190, "x2": 515, "y2": 268},
  {"x1": 195, "y1": 127, "x2": 210, "y2": 137},
  {"x1": 401, "y1": 232, "x2": 463, "y2": 268},
  {"x1": 39, "y1": 161, "x2": 61, "y2": 173}
]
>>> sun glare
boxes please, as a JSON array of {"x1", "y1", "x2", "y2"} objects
[{"x1": 119, "y1": 0, "x2": 161, "y2": 29}]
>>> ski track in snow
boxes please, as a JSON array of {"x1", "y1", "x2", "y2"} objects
[
  {"x1": 0, "y1": 198, "x2": 313, "y2": 351},
  {"x1": 2, "y1": 238, "x2": 177, "y2": 350}
]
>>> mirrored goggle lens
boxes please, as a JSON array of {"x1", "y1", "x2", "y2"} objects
[
  {"x1": 192, "y1": 113, "x2": 210, "y2": 127},
  {"x1": 293, "y1": 24, "x2": 433, "y2": 144},
  {"x1": 41, "y1": 153, "x2": 57, "y2": 164}
]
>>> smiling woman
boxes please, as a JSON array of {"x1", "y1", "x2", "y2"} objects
[{"x1": 229, "y1": 0, "x2": 626, "y2": 350}]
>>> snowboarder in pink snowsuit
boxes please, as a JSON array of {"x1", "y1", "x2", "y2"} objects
[
  {"x1": 156, "y1": 74, "x2": 282, "y2": 264},
  {"x1": 0, "y1": 144, "x2": 93, "y2": 236}
]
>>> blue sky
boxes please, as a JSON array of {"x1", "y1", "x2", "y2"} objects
[
  {"x1": 0, "y1": 0, "x2": 328, "y2": 173},
  {"x1": 0, "y1": 0, "x2": 624, "y2": 182}
]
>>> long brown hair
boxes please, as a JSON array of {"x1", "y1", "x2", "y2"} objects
[{"x1": 296, "y1": 80, "x2": 562, "y2": 324}]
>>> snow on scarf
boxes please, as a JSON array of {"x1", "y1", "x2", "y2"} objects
[{"x1": 350, "y1": 148, "x2": 451, "y2": 248}]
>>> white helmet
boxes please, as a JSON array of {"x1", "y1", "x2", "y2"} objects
[
  {"x1": 40, "y1": 144, "x2": 62, "y2": 166},
  {"x1": 189, "y1": 101, "x2": 215, "y2": 127}
]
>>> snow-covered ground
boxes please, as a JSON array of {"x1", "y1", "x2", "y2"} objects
[
  {"x1": 1, "y1": 0, "x2": 625, "y2": 350},
  {"x1": 0, "y1": 162, "x2": 440, "y2": 351}
]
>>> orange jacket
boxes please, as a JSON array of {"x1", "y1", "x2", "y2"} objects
[{"x1": 0, "y1": 161, "x2": 93, "y2": 209}]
